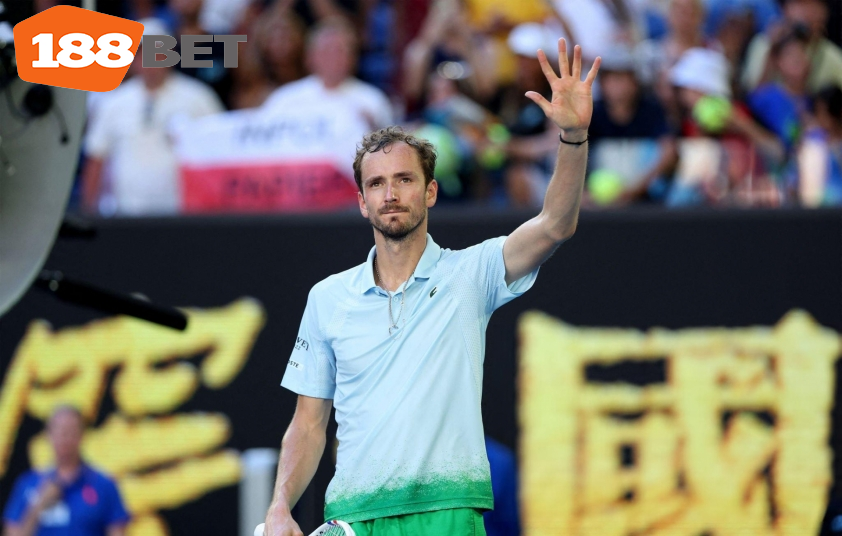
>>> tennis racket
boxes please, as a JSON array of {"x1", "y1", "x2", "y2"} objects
[{"x1": 254, "y1": 520, "x2": 355, "y2": 536}]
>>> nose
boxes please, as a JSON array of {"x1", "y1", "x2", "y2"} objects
[{"x1": 385, "y1": 181, "x2": 398, "y2": 203}]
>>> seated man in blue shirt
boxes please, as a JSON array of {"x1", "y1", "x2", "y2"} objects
[{"x1": 3, "y1": 406, "x2": 129, "y2": 536}]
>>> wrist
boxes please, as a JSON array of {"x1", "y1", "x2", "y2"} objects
[
  {"x1": 268, "y1": 499, "x2": 292, "y2": 517},
  {"x1": 560, "y1": 129, "x2": 588, "y2": 144}
]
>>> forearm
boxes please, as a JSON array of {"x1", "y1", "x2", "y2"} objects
[
  {"x1": 402, "y1": 40, "x2": 435, "y2": 102},
  {"x1": 81, "y1": 156, "x2": 104, "y2": 214},
  {"x1": 461, "y1": 42, "x2": 496, "y2": 102},
  {"x1": 106, "y1": 524, "x2": 126, "y2": 536},
  {"x1": 268, "y1": 419, "x2": 327, "y2": 515},
  {"x1": 729, "y1": 113, "x2": 785, "y2": 163},
  {"x1": 306, "y1": 0, "x2": 348, "y2": 21},
  {"x1": 506, "y1": 129, "x2": 559, "y2": 160},
  {"x1": 636, "y1": 137, "x2": 678, "y2": 187},
  {"x1": 539, "y1": 131, "x2": 589, "y2": 241},
  {"x1": 6, "y1": 504, "x2": 45, "y2": 536}
]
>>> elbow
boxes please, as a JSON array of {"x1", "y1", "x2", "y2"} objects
[{"x1": 541, "y1": 214, "x2": 577, "y2": 244}]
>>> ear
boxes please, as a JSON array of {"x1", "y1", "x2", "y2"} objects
[
  {"x1": 358, "y1": 191, "x2": 369, "y2": 218},
  {"x1": 426, "y1": 179, "x2": 438, "y2": 209}
]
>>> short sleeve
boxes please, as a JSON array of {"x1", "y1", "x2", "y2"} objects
[
  {"x1": 3, "y1": 473, "x2": 34, "y2": 524},
  {"x1": 462, "y1": 236, "x2": 539, "y2": 314},
  {"x1": 191, "y1": 85, "x2": 225, "y2": 117},
  {"x1": 369, "y1": 89, "x2": 394, "y2": 129},
  {"x1": 280, "y1": 289, "x2": 337, "y2": 399},
  {"x1": 84, "y1": 98, "x2": 116, "y2": 159},
  {"x1": 102, "y1": 477, "x2": 130, "y2": 526}
]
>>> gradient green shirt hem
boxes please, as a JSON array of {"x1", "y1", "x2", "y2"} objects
[{"x1": 324, "y1": 479, "x2": 493, "y2": 523}]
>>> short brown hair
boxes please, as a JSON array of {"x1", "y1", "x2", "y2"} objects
[{"x1": 353, "y1": 127, "x2": 437, "y2": 194}]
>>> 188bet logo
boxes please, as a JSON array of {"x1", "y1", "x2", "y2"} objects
[{"x1": 14, "y1": 5, "x2": 143, "y2": 92}]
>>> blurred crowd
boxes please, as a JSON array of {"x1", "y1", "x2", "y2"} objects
[{"x1": 44, "y1": 0, "x2": 842, "y2": 214}]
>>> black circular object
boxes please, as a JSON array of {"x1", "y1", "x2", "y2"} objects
[{"x1": 23, "y1": 84, "x2": 53, "y2": 117}]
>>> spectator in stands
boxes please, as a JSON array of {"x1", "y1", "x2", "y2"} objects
[
  {"x1": 498, "y1": 23, "x2": 561, "y2": 208},
  {"x1": 81, "y1": 18, "x2": 224, "y2": 216},
  {"x1": 224, "y1": 1, "x2": 276, "y2": 109},
  {"x1": 741, "y1": 0, "x2": 842, "y2": 93},
  {"x1": 255, "y1": 5, "x2": 307, "y2": 88},
  {"x1": 551, "y1": 0, "x2": 645, "y2": 61},
  {"x1": 747, "y1": 27, "x2": 812, "y2": 153},
  {"x1": 705, "y1": 2, "x2": 757, "y2": 87},
  {"x1": 797, "y1": 85, "x2": 842, "y2": 206},
  {"x1": 2, "y1": 406, "x2": 129, "y2": 536},
  {"x1": 228, "y1": 34, "x2": 276, "y2": 110},
  {"x1": 635, "y1": 0, "x2": 713, "y2": 120},
  {"x1": 668, "y1": 48, "x2": 784, "y2": 206},
  {"x1": 587, "y1": 48, "x2": 678, "y2": 205},
  {"x1": 263, "y1": 16, "x2": 394, "y2": 130},
  {"x1": 403, "y1": 0, "x2": 497, "y2": 107}
]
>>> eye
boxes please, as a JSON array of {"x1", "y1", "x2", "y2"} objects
[{"x1": 401, "y1": 177, "x2": 412, "y2": 183}]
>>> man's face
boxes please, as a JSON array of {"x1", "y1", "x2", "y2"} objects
[
  {"x1": 358, "y1": 143, "x2": 437, "y2": 242},
  {"x1": 669, "y1": 0, "x2": 703, "y2": 35},
  {"x1": 600, "y1": 71, "x2": 638, "y2": 106},
  {"x1": 678, "y1": 87, "x2": 705, "y2": 110},
  {"x1": 307, "y1": 29, "x2": 356, "y2": 87},
  {"x1": 131, "y1": 44, "x2": 171, "y2": 88},
  {"x1": 785, "y1": 0, "x2": 828, "y2": 38},
  {"x1": 48, "y1": 410, "x2": 83, "y2": 464},
  {"x1": 777, "y1": 40, "x2": 811, "y2": 85}
]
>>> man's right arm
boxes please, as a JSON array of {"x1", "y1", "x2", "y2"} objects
[
  {"x1": 4, "y1": 480, "x2": 62, "y2": 536},
  {"x1": 81, "y1": 157, "x2": 104, "y2": 215},
  {"x1": 264, "y1": 395, "x2": 333, "y2": 536}
]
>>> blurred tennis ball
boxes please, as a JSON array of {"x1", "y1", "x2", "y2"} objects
[
  {"x1": 479, "y1": 123, "x2": 511, "y2": 170},
  {"x1": 587, "y1": 169, "x2": 624, "y2": 205},
  {"x1": 414, "y1": 124, "x2": 463, "y2": 197},
  {"x1": 693, "y1": 95, "x2": 732, "y2": 133}
]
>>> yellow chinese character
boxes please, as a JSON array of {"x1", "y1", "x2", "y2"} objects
[
  {"x1": 519, "y1": 310, "x2": 838, "y2": 536},
  {"x1": 0, "y1": 298, "x2": 266, "y2": 535}
]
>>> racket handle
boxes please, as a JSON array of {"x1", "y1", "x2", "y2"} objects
[{"x1": 254, "y1": 523, "x2": 265, "y2": 536}]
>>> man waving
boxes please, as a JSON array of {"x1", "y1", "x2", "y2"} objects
[{"x1": 265, "y1": 39, "x2": 600, "y2": 536}]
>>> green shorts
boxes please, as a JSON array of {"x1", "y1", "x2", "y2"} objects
[{"x1": 348, "y1": 508, "x2": 487, "y2": 536}]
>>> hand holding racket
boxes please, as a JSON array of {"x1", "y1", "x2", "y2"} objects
[{"x1": 255, "y1": 520, "x2": 355, "y2": 536}]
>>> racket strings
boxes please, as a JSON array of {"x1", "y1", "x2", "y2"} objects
[{"x1": 314, "y1": 526, "x2": 349, "y2": 536}]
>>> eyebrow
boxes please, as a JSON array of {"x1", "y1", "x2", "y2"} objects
[{"x1": 364, "y1": 170, "x2": 418, "y2": 186}]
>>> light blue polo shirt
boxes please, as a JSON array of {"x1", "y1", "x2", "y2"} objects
[{"x1": 281, "y1": 234, "x2": 538, "y2": 523}]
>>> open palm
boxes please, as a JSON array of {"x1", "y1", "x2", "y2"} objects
[{"x1": 525, "y1": 39, "x2": 601, "y2": 137}]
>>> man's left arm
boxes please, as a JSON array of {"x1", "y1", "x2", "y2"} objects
[
  {"x1": 503, "y1": 40, "x2": 601, "y2": 285},
  {"x1": 101, "y1": 477, "x2": 129, "y2": 536},
  {"x1": 106, "y1": 524, "x2": 126, "y2": 536}
]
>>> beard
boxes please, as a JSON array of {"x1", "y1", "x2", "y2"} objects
[{"x1": 370, "y1": 204, "x2": 426, "y2": 242}]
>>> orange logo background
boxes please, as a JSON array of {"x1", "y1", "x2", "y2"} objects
[{"x1": 14, "y1": 6, "x2": 143, "y2": 92}]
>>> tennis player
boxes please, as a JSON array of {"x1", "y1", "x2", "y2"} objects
[{"x1": 265, "y1": 39, "x2": 600, "y2": 536}]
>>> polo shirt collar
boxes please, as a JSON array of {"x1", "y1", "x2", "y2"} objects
[{"x1": 360, "y1": 234, "x2": 442, "y2": 294}]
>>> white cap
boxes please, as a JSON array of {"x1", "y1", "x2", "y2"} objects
[
  {"x1": 139, "y1": 17, "x2": 171, "y2": 37},
  {"x1": 670, "y1": 48, "x2": 731, "y2": 98},
  {"x1": 599, "y1": 47, "x2": 636, "y2": 73},
  {"x1": 200, "y1": 0, "x2": 252, "y2": 34},
  {"x1": 508, "y1": 22, "x2": 559, "y2": 61}
]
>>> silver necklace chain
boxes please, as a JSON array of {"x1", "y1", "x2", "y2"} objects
[{"x1": 374, "y1": 257, "x2": 415, "y2": 336}]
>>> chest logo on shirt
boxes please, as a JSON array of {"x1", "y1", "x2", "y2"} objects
[
  {"x1": 430, "y1": 287, "x2": 438, "y2": 298},
  {"x1": 82, "y1": 485, "x2": 99, "y2": 505},
  {"x1": 288, "y1": 359, "x2": 303, "y2": 370},
  {"x1": 294, "y1": 337, "x2": 309, "y2": 351}
]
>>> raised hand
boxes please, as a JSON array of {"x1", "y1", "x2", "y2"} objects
[{"x1": 525, "y1": 39, "x2": 601, "y2": 141}]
